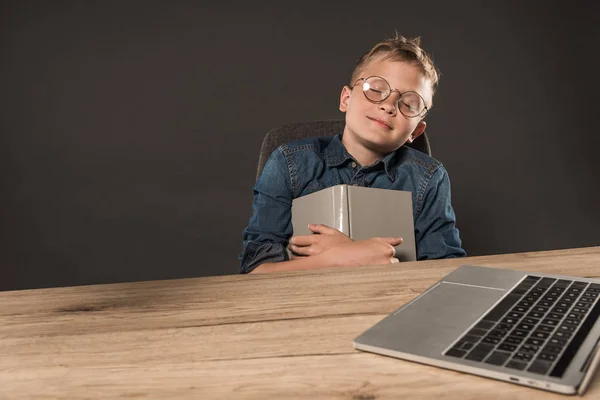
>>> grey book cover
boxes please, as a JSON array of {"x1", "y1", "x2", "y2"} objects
[{"x1": 290, "y1": 184, "x2": 416, "y2": 262}]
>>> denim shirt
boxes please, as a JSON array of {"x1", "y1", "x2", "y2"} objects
[{"x1": 239, "y1": 134, "x2": 465, "y2": 273}]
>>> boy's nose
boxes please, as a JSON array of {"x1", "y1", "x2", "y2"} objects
[{"x1": 379, "y1": 100, "x2": 397, "y2": 115}]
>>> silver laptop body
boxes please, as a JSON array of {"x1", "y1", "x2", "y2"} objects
[{"x1": 353, "y1": 265, "x2": 600, "y2": 395}]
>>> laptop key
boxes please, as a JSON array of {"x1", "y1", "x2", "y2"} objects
[
  {"x1": 463, "y1": 334, "x2": 481, "y2": 342},
  {"x1": 543, "y1": 345, "x2": 563, "y2": 354},
  {"x1": 563, "y1": 319, "x2": 580, "y2": 327},
  {"x1": 541, "y1": 319, "x2": 559, "y2": 326},
  {"x1": 465, "y1": 343, "x2": 495, "y2": 361},
  {"x1": 506, "y1": 360, "x2": 527, "y2": 370},
  {"x1": 557, "y1": 324, "x2": 576, "y2": 333},
  {"x1": 446, "y1": 348, "x2": 467, "y2": 358},
  {"x1": 501, "y1": 317, "x2": 521, "y2": 325},
  {"x1": 553, "y1": 330, "x2": 572, "y2": 339},
  {"x1": 460, "y1": 342, "x2": 475, "y2": 350},
  {"x1": 580, "y1": 297, "x2": 595, "y2": 303},
  {"x1": 498, "y1": 343, "x2": 517, "y2": 352},
  {"x1": 528, "y1": 359, "x2": 553, "y2": 375},
  {"x1": 527, "y1": 311, "x2": 544, "y2": 319},
  {"x1": 524, "y1": 276, "x2": 542, "y2": 283},
  {"x1": 512, "y1": 287, "x2": 529, "y2": 296},
  {"x1": 549, "y1": 337, "x2": 568, "y2": 346},
  {"x1": 535, "y1": 325, "x2": 554, "y2": 333},
  {"x1": 475, "y1": 320, "x2": 495, "y2": 330},
  {"x1": 482, "y1": 336, "x2": 500, "y2": 345},
  {"x1": 485, "y1": 351, "x2": 511, "y2": 366},
  {"x1": 538, "y1": 278, "x2": 557, "y2": 288},
  {"x1": 555, "y1": 279, "x2": 572, "y2": 287},
  {"x1": 538, "y1": 352, "x2": 557, "y2": 362},
  {"x1": 513, "y1": 352, "x2": 533, "y2": 362},
  {"x1": 571, "y1": 281, "x2": 588, "y2": 288},
  {"x1": 487, "y1": 329, "x2": 508, "y2": 339},
  {"x1": 567, "y1": 312, "x2": 584, "y2": 320},
  {"x1": 504, "y1": 336, "x2": 524, "y2": 345},
  {"x1": 520, "y1": 344, "x2": 540, "y2": 353},
  {"x1": 468, "y1": 328, "x2": 488, "y2": 336},
  {"x1": 495, "y1": 323, "x2": 514, "y2": 331},
  {"x1": 516, "y1": 323, "x2": 535, "y2": 331},
  {"x1": 525, "y1": 338, "x2": 544, "y2": 346},
  {"x1": 531, "y1": 331, "x2": 550, "y2": 339}
]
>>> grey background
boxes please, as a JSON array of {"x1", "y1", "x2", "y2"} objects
[{"x1": 1, "y1": 0, "x2": 599, "y2": 291}]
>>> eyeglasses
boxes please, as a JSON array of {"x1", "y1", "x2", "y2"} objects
[{"x1": 351, "y1": 76, "x2": 429, "y2": 118}]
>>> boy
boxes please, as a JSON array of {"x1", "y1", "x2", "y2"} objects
[{"x1": 240, "y1": 34, "x2": 466, "y2": 274}]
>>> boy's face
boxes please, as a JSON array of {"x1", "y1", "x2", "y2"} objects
[{"x1": 339, "y1": 57, "x2": 432, "y2": 162}]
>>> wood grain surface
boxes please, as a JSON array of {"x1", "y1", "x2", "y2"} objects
[{"x1": 1, "y1": 247, "x2": 599, "y2": 399}]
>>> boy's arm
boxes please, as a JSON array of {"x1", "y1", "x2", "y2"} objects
[
  {"x1": 250, "y1": 236, "x2": 403, "y2": 273},
  {"x1": 239, "y1": 148, "x2": 294, "y2": 273},
  {"x1": 414, "y1": 165, "x2": 466, "y2": 259}
]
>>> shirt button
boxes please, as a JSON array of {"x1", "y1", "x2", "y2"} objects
[{"x1": 351, "y1": 162, "x2": 357, "y2": 168}]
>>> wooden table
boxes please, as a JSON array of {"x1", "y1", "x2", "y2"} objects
[{"x1": 2, "y1": 247, "x2": 600, "y2": 399}]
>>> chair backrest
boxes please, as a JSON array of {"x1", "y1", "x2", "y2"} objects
[{"x1": 256, "y1": 119, "x2": 431, "y2": 180}]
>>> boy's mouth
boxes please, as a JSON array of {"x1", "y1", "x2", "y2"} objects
[{"x1": 367, "y1": 117, "x2": 392, "y2": 130}]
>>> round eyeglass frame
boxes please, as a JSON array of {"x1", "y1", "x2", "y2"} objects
[{"x1": 351, "y1": 76, "x2": 429, "y2": 118}]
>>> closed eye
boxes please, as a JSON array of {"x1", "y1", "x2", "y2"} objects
[{"x1": 400, "y1": 101, "x2": 416, "y2": 111}]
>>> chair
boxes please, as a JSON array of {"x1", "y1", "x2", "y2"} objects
[{"x1": 256, "y1": 119, "x2": 431, "y2": 180}]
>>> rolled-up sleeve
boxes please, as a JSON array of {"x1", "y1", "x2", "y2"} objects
[
  {"x1": 239, "y1": 148, "x2": 294, "y2": 273},
  {"x1": 414, "y1": 166, "x2": 466, "y2": 260}
]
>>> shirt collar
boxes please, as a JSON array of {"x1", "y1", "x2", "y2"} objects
[
  {"x1": 323, "y1": 134, "x2": 399, "y2": 181},
  {"x1": 323, "y1": 134, "x2": 354, "y2": 167}
]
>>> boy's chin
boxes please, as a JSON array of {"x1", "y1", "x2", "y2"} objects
[
  {"x1": 366, "y1": 133, "x2": 407, "y2": 149},
  {"x1": 363, "y1": 138, "x2": 404, "y2": 155}
]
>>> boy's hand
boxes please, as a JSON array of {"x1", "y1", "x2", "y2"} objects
[
  {"x1": 288, "y1": 224, "x2": 353, "y2": 258},
  {"x1": 321, "y1": 237, "x2": 403, "y2": 267},
  {"x1": 252, "y1": 235, "x2": 404, "y2": 273}
]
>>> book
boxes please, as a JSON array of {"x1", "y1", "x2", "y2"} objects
[{"x1": 290, "y1": 184, "x2": 416, "y2": 262}]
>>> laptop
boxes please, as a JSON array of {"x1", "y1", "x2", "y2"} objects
[{"x1": 353, "y1": 265, "x2": 600, "y2": 395}]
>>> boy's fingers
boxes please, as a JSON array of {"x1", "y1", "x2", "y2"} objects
[
  {"x1": 289, "y1": 235, "x2": 314, "y2": 246},
  {"x1": 378, "y1": 237, "x2": 403, "y2": 246},
  {"x1": 308, "y1": 223, "x2": 336, "y2": 235},
  {"x1": 390, "y1": 257, "x2": 400, "y2": 264},
  {"x1": 289, "y1": 244, "x2": 311, "y2": 256}
]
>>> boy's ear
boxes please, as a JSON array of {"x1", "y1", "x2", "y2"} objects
[
  {"x1": 407, "y1": 121, "x2": 427, "y2": 143},
  {"x1": 339, "y1": 86, "x2": 352, "y2": 112}
]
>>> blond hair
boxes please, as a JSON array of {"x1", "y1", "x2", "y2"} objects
[{"x1": 351, "y1": 33, "x2": 440, "y2": 95}]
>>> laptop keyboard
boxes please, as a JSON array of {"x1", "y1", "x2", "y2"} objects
[{"x1": 445, "y1": 276, "x2": 600, "y2": 376}]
